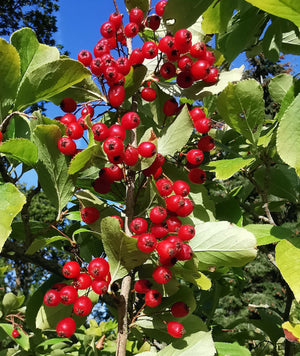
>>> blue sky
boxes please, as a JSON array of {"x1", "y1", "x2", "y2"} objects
[{"x1": 16, "y1": 0, "x2": 300, "y2": 186}]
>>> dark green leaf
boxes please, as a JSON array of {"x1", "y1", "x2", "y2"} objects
[{"x1": 124, "y1": 65, "x2": 147, "y2": 99}]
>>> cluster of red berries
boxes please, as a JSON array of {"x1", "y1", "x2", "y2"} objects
[
  {"x1": 56, "y1": 97, "x2": 94, "y2": 156},
  {"x1": 77, "y1": 0, "x2": 218, "y2": 108},
  {"x1": 43, "y1": 259, "x2": 110, "y2": 338},
  {"x1": 129, "y1": 176, "x2": 199, "y2": 338}
]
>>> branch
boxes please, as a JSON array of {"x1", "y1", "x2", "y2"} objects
[{"x1": 1, "y1": 240, "x2": 63, "y2": 277}]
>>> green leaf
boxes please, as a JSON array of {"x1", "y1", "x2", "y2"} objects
[
  {"x1": 0, "y1": 183, "x2": 26, "y2": 252},
  {"x1": 15, "y1": 58, "x2": 91, "y2": 111},
  {"x1": 206, "y1": 157, "x2": 255, "y2": 180},
  {"x1": 276, "y1": 239, "x2": 300, "y2": 302},
  {"x1": 244, "y1": 0, "x2": 300, "y2": 27},
  {"x1": 202, "y1": 0, "x2": 236, "y2": 34},
  {"x1": 33, "y1": 125, "x2": 75, "y2": 216},
  {"x1": 48, "y1": 77, "x2": 105, "y2": 105},
  {"x1": 100, "y1": 217, "x2": 148, "y2": 283},
  {"x1": 244, "y1": 224, "x2": 294, "y2": 245},
  {"x1": 124, "y1": 64, "x2": 147, "y2": 99},
  {"x1": 0, "y1": 38, "x2": 20, "y2": 120},
  {"x1": 163, "y1": 0, "x2": 214, "y2": 33},
  {"x1": 158, "y1": 105, "x2": 194, "y2": 156},
  {"x1": 10, "y1": 28, "x2": 59, "y2": 77},
  {"x1": 254, "y1": 164, "x2": 300, "y2": 203},
  {"x1": 68, "y1": 144, "x2": 106, "y2": 175},
  {"x1": 189, "y1": 221, "x2": 257, "y2": 270},
  {"x1": 217, "y1": 6, "x2": 267, "y2": 63},
  {"x1": 215, "y1": 342, "x2": 251, "y2": 356},
  {"x1": 217, "y1": 79, "x2": 265, "y2": 144},
  {"x1": 216, "y1": 198, "x2": 243, "y2": 225},
  {"x1": 277, "y1": 93, "x2": 300, "y2": 177},
  {"x1": 282, "y1": 28, "x2": 300, "y2": 55},
  {"x1": 174, "y1": 261, "x2": 212, "y2": 290},
  {"x1": 269, "y1": 73, "x2": 294, "y2": 104},
  {"x1": 262, "y1": 21, "x2": 282, "y2": 62},
  {"x1": 25, "y1": 235, "x2": 69, "y2": 255},
  {"x1": 2, "y1": 293, "x2": 24, "y2": 314},
  {"x1": 157, "y1": 316, "x2": 215, "y2": 355},
  {"x1": 290, "y1": 300, "x2": 300, "y2": 324},
  {"x1": 0, "y1": 138, "x2": 38, "y2": 166},
  {"x1": 0, "y1": 323, "x2": 30, "y2": 351}
]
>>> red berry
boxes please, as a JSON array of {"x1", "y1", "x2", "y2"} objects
[
  {"x1": 129, "y1": 8, "x2": 144, "y2": 25},
  {"x1": 124, "y1": 22, "x2": 139, "y2": 38},
  {"x1": 194, "y1": 117, "x2": 212, "y2": 134},
  {"x1": 56, "y1": 317, "x2": 76, "y2": 338},
  {"x1": 146, "y1": 15, "x2": 161, "y2": 31},
  {"x1": 134, "y1": 279, "x2": 152, "y2": 294},
  {"x1": 163, "y1": 98, "x2": 178, "y2": 116},
  {"x1": 152, "y1": 266, "x2": 172, "y2": 284},
  {"x1": 73, "y1": 296, "x2": 93, "y2": 317},
  {"x1": 94, "y1": 42, "x2": 110, "y2": 58},
  {"x1": 81, "y1": 105, "x2": 94, "y2": 119},
  {"x1": 60, "y1": 98, "x2": 77, "y2": 113},
  {"x1": 178, "y1": 224, "x2": 195, "y2": 241},
  {"x1": 177, "y1": 55, "x2": 193, "y2": 71},
  {"x1": 190, "y1": 42, "x2": 207, "y2": 59},
  {"x1": 103, "y1": 136, "x2": 124, "y2": 156},
  {"x1": 136, "y1": 233, "x2": 157, "y2": 253},
  {"x1": 138, "y1": 141, "x2": 156, "y2": 157},
  {"x1": 92, "y1": 122, "x2": 109, "y2": 141},
  {"x1": 141, "y1": 87, "x2": 157, "y2": 102},
  {"x1": 191, "y1": 60, "x2": 210, "y2": 80},
  {"x1": 167, "y1": 321, "x2": 185, "y2": 338},
  {"x1": 129, "y1": 48, "x2": 144, "y2": 65},
  {"x1": 174, "y1": 29, "x2": 192, "y2": 54},
  {"x1": 124, "y1": 146, "x2": 139, "y2": 166},
  {"x1": 121, "y1": 112, "x2": 140, "y2": 130},
  {"x1": 130, "y1": 217, "x2": 148, "y2": 234},
  {"x1": 171, "y1": 301, "x2": 189, "y2": 317},
  {"x1": 188, "y1": 168, "x2": 206, "y2": 184},
  {"x1": 172, "y1": 180, "x2": 190, "y2": 196},
  {"x1": 189, "y1": 107, "x2": 205, "y2": 122},
  {"x1": 156, "y1": 239, "x2": 176, "y2": 259},
  {"x1": 177, "y1": 243, "x2": 193, "y2": 260},
  {"x1": 66, "y1": 122, "x2": 84, "y2": 140},
  {"x1": 166, "y1": 216, "x2": 182, "y2": 232},
  {"x1": 80, "y1": 206, "x2": 100, "y2": 224},
  {"x1": 150, "y1": 223, "x2": 169, "y2": 239},
  {"x1": 73, "y1": 273, "x2": 92, "y2": 290},
  {"x1": 204, "y1": 67, "x2": 219, "y2": 83},
  {"x1": 205, "y1": 50, "x2": 216, "y2": 66},
  {"x1": 156, "y1": 178, "x2": 173, "y2": 196},
  {"x1": 93, "y1": 177, "x2": 111, "y2": 194},
  {"x1": 100, "y1": 21, "x2": 116, "y2": 38},
  {"x1": 159, "y1": 35, "x2": 175, "y2": 53},
  {"x1": 51, "y1": 282, "x2": 68, "y2": 291},
  {"x1": 108, "y1": 85, "x2": 125, "y2": 107},
  {"x1": 186, "y1": 149, "x2": 204, "y2": 166},
  {"x1": 197, "y1": 135, "x2": 215, "y2": 151},
  {"x1": 142, "y1": 41, "x2": 158, "y2": 59},
  {"x1": 116, "y1": 57, "x2": 131, "y2": 75},
  {"x1": 176, "y1": 70, "x2": 194, "y2": 88},
  {"x1": 176, "y1": 198, "x2": 194, "y2": 217},
  {"x1": 59, "y1": 285, "x2": 78, "y2": 305},
  {"x1": 108, "y1": 124, "x2": 126, "y2": 141},
  {"x1": 145, "y1": 289, "x2": 162, "y2": 307},
  {"x1": 91, "y1": 279, "x2": 109, "y2": 295},
  {"x1": 88, "y1": 258, "x2": 110, "y2": 280},
  {"x1": 165, "y1": 194, "x2": 184, "y2": 213},
  {"x1": 62, "y1": 261, "x2": 81, "y2": 279},
  {"x1": 149, "y1": 206, "x2": 167, "y2": 224},
  {"x1": 12, "y1": 329, "x2": 20, "y2": 338},
  {"x1": 106, "y1": 164, "x2": 124, "y2": 182},
  {"x1": 78, "y1": 50, "x2": 92, "y2": 67},
  {"x1": 109, "y1": 12, "x2": 123, "y2": 29},
  {"x1": 44, "y1": 289, "x2": 60, "y2": 307},
  {"x1": 160, "y1": 62, "x2": 176, "y2": 79},
  {"x1": 155, "y1": 0, "x2": 167, "y2": 16}
]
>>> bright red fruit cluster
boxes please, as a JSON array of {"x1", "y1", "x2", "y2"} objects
[
  {"x1": 77, "y1": 0, "x2": 218, "y2": 108},
  {"x1": 43, "y1": 259, "x2": 110, "y2": 338}
]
